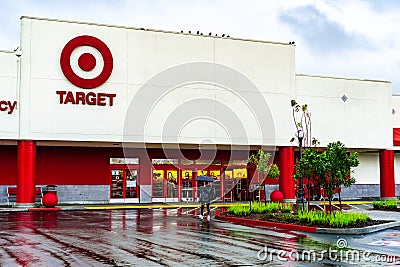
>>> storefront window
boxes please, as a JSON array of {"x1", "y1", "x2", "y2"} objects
[
  {"x1": 224, "y1": 170, "x2": 233, "y2": 179},
  {"x1": 182, "y1": 170, "x2": 193, "y2": 200},
  {"x1": 233, "y1": 168, "x2": 247, "y2": 179},
  {"x1": 153, "y1": 170, "x2": 164, "y2": 198},
  {"x1": 166, "y1": 170, "x2": 178, "y2": 198},
  {"x1": 210, "y1": 170, "x2": 221, "y2": 180},
  {"x1": 197, "y1": 170, "x2": 208, "y2": 176}
]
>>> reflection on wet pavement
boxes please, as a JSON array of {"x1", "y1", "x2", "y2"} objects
[{"x1": 0, "y1": 209, "x2": 398, "y2": 266}]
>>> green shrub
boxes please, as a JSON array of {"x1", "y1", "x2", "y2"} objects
[
  {"x1": 279, "y1": 203, "x2": 292, "y2": 213},
  {"x1": 251, "y1": 201, "x2": 267, "y2": 213},
  {"x1": 228, "y1": 201, "x2": 292, "y2": 216},
  {"x1": 384, "y1": 199, "x2": 399, "y2": 210},
  {"x1": 228, "y1": 203, "x2": 251, "y2": 216},
  {"x1": 373, "y1": 199, "x2": 398, "y2": 210},
  {"x1": 228, "y1": 203, "x2": 371, "y2": 228},
  {"x1": 373, "y1": 200, "x2": 383, "y2": 209},
  {"x1": 265, "y1": 202, "x2": 279, "y2": 213},
  {"x1": 298, "y1": 211, "x2": 371, "y2": 228}
]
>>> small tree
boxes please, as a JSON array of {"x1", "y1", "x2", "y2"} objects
[
  {"x1": 290, "y1": 100, "x2": 320, "y2": 209},
  {"x1": 295, "y1": 142, "x2": 359, "y2": 213},
  {"x1": 248, "y1": 149, "x2": 280, "y2": 203},
  {"x1": 290, "y1": 100, "x2": 319, "y2": 147},
  {"x1": 248, "y1": 150, "x2": 279, "y2": 177},
  {"x1": 325, "y1": 141, "x2": 359, "y2": 211},
  {"x1": 294, "y1": 148, "x2": 327, "y2": 209}
]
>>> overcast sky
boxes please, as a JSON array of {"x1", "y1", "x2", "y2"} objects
[{"x1": 1, "y1": 0, "x2": 400, "y2": 93}]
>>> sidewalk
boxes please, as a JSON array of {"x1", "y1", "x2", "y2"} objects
[
  {"x1": 1, "y1": 201, "x2": 399, "y2": 223},
  {"x1": 358, "y1": 209, "x2": 400, "y2": 222}
]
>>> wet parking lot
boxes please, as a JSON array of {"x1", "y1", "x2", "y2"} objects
[{"x1": 0, "y1": 208, "x2": 399, "y2": 266}]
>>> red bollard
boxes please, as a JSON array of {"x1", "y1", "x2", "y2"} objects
[
  {"x1": 270, "y1": 190, "x2": 284, "y2": 202},
  {"x1": 42, "y1": 185, "x2": 58, "y2": 208}
]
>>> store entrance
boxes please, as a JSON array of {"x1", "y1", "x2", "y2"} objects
[
  {"x1": 150, "y1": 158, "x2": 248, "y2": 202},
  {"x1": 111, "y1": 169, "x2": 139, "y2": 201},
  {"x1": 181, "y1": 169, "x2": 194, "y2": 202},
  {"x1": 196, "y1": 168, "x2": 221, "y2": 200},
  {"x1": 152, "y1": 168, "x2": 178, "y2": 201},
  {"x1": 110, "y1": 158, "x2": 139, "y2": 203}
]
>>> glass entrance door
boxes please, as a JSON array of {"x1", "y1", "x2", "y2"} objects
[
  {"x1": 111, "y1": 169, "x2": 139, "y2": 200},
  {"x1": 181, "y1": 170, "x2": 193, "y2": 201},
  {"x1": 111, "y1": 170, "x2": 124, "y2": 198},
  {"x1": 152, "y1": 169, "x2": 178, "y2": 201},
  {"x1": 196, "y1": 169, "x2": 221, "y2": 201},
  {"x1": 125, "y1": 169, "x2": 138, "y2": 198}
]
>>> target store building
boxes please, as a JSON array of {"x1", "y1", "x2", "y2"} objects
[{"x1": 0, "y1": 16, "x2": 399, "y2": 206}]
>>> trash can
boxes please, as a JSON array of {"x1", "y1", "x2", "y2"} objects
[{"x1": 42, "y1": 185, "x2": 58, "y2": 208}]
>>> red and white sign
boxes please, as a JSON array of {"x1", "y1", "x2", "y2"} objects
[
  {"x1": 60, "y1": 35, "x2": 113, "y2": 89},
  {"x1": 59, "y1": 35, "x2": 116, "y2": 106},
  {"x1": 0, "y1": 100, "x2": 17, "y2": 114}
]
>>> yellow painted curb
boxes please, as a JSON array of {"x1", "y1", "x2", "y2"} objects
[
  {"x1": 84, "y1": 202, "x2": 374, "y2": 210},
  {"x1": 314, "y1": 201, "x2": 373, "y2": 205}
]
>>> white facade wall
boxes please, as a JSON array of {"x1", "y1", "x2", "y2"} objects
[
  {"x1": 394, "y1": 154, "x2": 400, "y2": 184},
  {"x1": 392, "y1": 95, "x2": 400, "y2": 128},
  {"x1": 295, "y1": 74, "x2": 392, "y2": 149},
  {"x1": 0, "y1": 17, "x2": 394, "y2": 152},
  {"x1": 0, "y1": 51, "x2": 18, "y2": 139},
  {"x1": 354, "y1": 153, "x2": 380, "y2": 184},
  {"x1": 392, "y1": 95, "x2": 400, "y2": 186},
  {"x1": 18, "y1": 17, "x2": 295, "y2": 146}
]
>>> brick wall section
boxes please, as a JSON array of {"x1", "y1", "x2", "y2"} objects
[
  {"x1": 0, "y1": 187, "x2": 7, "y2": 203},
  {"x1": 0, "y1": 185, "x2": 109, "y2": 205},
  {"x1": 54, "y1": 185, "x2": 110, "y2": 203},
  {"x1": 340, "y1": 184, "x2": 380, "y2": 199}
]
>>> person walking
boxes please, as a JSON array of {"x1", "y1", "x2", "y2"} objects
[{"x1": 199, "y1": 181, "x2": 215, "y2": 222}]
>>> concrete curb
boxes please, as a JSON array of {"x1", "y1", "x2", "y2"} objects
[
  {"x1": 215, "y1": 212, "x2": 317, "y2": 233},
  {"x1": 316, "y1": 221, "x2": 400, "y2": 234},
  {"x1": 28, "y1": 207, "x2": 61, "y2": 212},
  {"x1": 216, "y1": 212, "x2": 400, "y2": 234}
]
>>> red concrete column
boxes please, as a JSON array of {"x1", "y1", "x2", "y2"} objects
[
  {"x1": 379, "y1": 150, "x2": 396, "y2": 199},
  {"x1": 17, "y1": 140, "x2": 36, "y2": 205},
  {"x1": 278, "y1": 146, "x2": 295, "y2": 202},
  {"x1": 220, "y1": 174, "x2": 224, "y2": 201},
  {"x1": 178, "y1": 170, "x2": 182, "y2": 201},
  {"x1": 139, "y1": 153, "x2": 153, "y2": 203}
]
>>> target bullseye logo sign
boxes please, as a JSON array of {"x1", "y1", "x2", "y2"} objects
[
  {"x1": 57, "y1": 35, "x2": 116, "y2": 106},
  {"x1": 60, "y1": 35, "x2": 113, "y2": 89}
]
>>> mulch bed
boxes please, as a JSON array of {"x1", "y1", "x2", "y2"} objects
[{"x1": 222, "y1": 212, "x2": 390, "y2": 229}]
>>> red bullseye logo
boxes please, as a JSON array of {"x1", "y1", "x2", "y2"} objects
[{"x1": 60, "y1": 35, "x2": 113, "y2": 89}]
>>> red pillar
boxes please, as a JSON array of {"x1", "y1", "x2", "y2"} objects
[
  {"x1": 220, "y1": 174, "x2": 225, "y2": 201},
  {"x1": 178, "y1": 170, "x2": 182, "y2": 201},
  {"x1": 139, "y1": 153, "x2": 153, "y2": 203},
  {"x1": 17, "y1": 140, "x2": 36, "y2": 205},
  {"x1": 379, "y1": 150, "x2": 396, "y2": 199},
  {"x1": 278, "y1": 146, "x2": 295, "y2": 202}
]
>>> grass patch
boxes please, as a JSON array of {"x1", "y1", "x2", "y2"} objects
[
  {"x1": 298, "y1": 210, "x2": 370, "y2": 228},
  {"x1": 373, "y1": 199, "x2": 399, "y2": 210},
  {"x1": 227, "y1": 202, "x2": 293, "y2": 215},
  {"x1": 227, "y1": 202, "x2": 373, "y2": 228}
]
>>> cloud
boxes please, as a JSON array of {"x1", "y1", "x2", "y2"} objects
[
  {"x1": 0, "y1": 0, "x2": 399, "y2": 93},
  {"x1": 279, "y1": 5, "x2": 369, "y2": 53}
]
